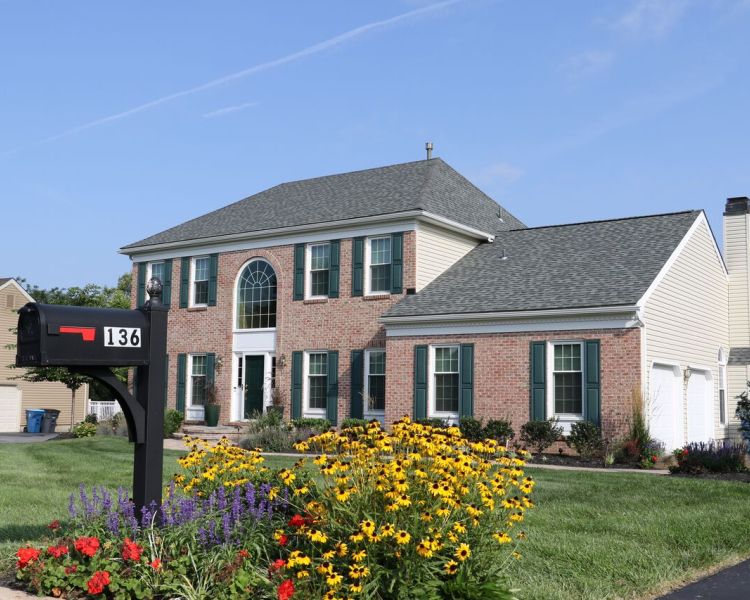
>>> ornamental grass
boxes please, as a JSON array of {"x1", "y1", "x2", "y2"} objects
[{"x1": 14, "y1": 418, "x2": 533, "y2": 599}]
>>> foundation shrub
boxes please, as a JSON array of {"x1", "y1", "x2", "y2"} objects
[
  {"x1": 670, "y1": 441, "x2": 748, "y2": 474},
  {"x1": 163, "y1": 409, "x2": 184, "y2": 438},
  {"x1": 71, "y1": 421, "x2": 97, "y2": 438},
  {"x1": 483, "y1": 420, "x2": 515, "y2": 444},
  {"x1": 565, "y1": 422, "x2": 604, "y2": 460},
  {"x1": 520, "y1": 420, "x2": 562, "y2": 455}
]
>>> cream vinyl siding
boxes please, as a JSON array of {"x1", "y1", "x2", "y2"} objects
[
  {"x1": 725, "y1": 212, "x2": 750, "y2": 347},
  {"x1": 642, "y1": 218, "x2": 729, "y2": 440},
  {"x1": 0, "y1": 282, "x2": 87, "y2": 431},
  {"x1": 415, "y1": 223, "x2": 479, "y2": 291}
]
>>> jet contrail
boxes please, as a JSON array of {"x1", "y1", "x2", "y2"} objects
[{"x1": 1, "y1": 0, "x2": 462, "y2": 157}]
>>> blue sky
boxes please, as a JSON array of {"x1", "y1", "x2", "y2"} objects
[{"x1": 2, "y1": 0, "x2": 749, "y2": 288}]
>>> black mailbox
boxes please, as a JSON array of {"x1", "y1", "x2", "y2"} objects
[{"x1": 16, "y1": 303, "x2": 150, "y2": 367}]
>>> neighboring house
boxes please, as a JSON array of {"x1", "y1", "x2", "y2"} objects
[
  {"x1": 0, "y1": 278, "x2": 87, "y2": 431},
  {"x1": 119, "y1": 158, "x2": 744, "y2": 448}
]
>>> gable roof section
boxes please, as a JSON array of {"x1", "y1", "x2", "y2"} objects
[
  {"x1": 383, "y1": 210, "x2": 702, "y2": 319},
  {"x1": 0, "y1": 278, "x2": 34, "y2": 303},
  {"x1": 121, "y1": 159, "x2": 524, "y2": 251}
]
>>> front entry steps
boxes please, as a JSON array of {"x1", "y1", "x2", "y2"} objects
[{"x1": 174, "y1": 424, "x2": 245, "y2": 444}]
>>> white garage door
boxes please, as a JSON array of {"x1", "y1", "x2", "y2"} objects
[
  {"x1": 650, "y1": 364, "x2": 683, "y2": 451},
  {"x1": 687, "y1": 369, "x2": 713, "y2": 444},
  {"x1": 0, "y1": 385, "x2": 22, "y2": 432}
]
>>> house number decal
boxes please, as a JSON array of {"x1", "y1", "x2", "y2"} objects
[{"x1": 104, "y1": 327, "x2": 141, "y2": 348}]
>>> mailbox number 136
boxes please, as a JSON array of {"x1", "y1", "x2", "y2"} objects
[{"x1": 104, "y1": 327, "x2": 141, "y2": 348}]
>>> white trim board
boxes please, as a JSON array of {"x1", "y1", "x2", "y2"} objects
[
  {"x1": 386, "y1": 315, "x2": 641, "y2": 337},
  {"x1": 121, "y1": 211, "x2": 494, "y2": 261}
]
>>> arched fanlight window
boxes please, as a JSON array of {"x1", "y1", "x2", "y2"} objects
[{"x1": 236, "y1": 260, "x2": 277, "y2": 329}]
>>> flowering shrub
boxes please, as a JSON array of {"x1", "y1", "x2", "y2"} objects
[
  {"x1": 670, "y1": 441, "x2": 748, "y2": 474},
  {"x1": 15, "y1": 420, "x2": 534, "y2": 599},
  {"x1": 282, "y1": 418, "x2": 532, "y2": 598},
  {"x1": 71, "y1": 421, "x2": 98, "y2": 438}
]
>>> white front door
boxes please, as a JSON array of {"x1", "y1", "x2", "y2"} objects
[
  {"x1": 649, "y1": 364, "x2": 683, "y2": 450},
  {"x1": 687, "y1": 369, "x2": 713, "y2": 443}
]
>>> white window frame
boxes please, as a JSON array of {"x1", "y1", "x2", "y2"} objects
[
  {"x1": 364, "y1": 349, "x2": 386, "y2": 418},
  {"x1": 364, "y1": 235, "x2": 392, "y2": 296},
  {"x1": 303, "y1": 351, "x2": 328, "y2": 418},
  {"x1": 718, "y1": 350, "x2": 728, "y2": 426},
  {"x1": 186, "y1": 353, "x2": 207, "y2": 411},
  {"x1": 190, "y1": 255, "x2": 210, "y2": 307},
  {"x1": 144, "y1": 261, "x2": 165, "y2": 304},
  {"x1": 546, "y1": 341, "x2": 585, "y2": 426},
  {"x1": 305, "y1": 242, "x2": 331, "y2": 300},
  {"x1": 428, "y1": 344, "x2": 460, "y2": 423}
]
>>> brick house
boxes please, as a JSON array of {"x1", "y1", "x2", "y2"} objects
[{"x1": 120, "y1": 158, "x2": 746, "y2": 448}]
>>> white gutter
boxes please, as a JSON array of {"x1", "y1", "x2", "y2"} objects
[
  {"x1": 380, "y1": 304, "x2": 641, "y2": 326},
  {"x1": 119, "y1": 210, "x2": 494, "y2": 257}
]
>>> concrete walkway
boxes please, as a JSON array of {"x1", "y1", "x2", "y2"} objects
[
  {"x1": 656, "y1": 559, "x2": 750, "y2": 599},
  {"x1": 0, "y1": 433, "x2": 58, "y2": 443}
]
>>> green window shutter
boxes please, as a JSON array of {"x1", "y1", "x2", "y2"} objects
[
  {"x1": 179, "y1": 257, "x2": 190, "y2": 308},
  {"x1": 162, "y1": 259, "x2": 173, "y2": 307},
  {"x1": 352, "y1": 237, "x2": 364, "y2": 297},
  {"x1": 329, "y1": 240, "x2": 340, "y2": 299},
  {"x1": 585, "y1": 340, "x2": 601, "y2": 426},
  {"x1": 164, "y1": 354, "x2": 170, "y2": 402},
  {"x1": 208, "y1": 254, "x2": 219, "y2": 306},
  {"x1": 291, "y1": 351, "x2": 303, "y2": 419},
  {"x1": 391, "y1": 232, "x2": 403, "y2": 294},
  {"x1": 206, "y1": 353, "x2": 216, "y2": 387},
  {"x1": 137, "y1": 263, "x2": 147, "y2": 307},
  {"x1": 293, "y1": 244, "x2": 305, "y2": 301},
  {"x1": 176, "y1": 353, "x2": 187, "y2": 413},
  {"x1": 460, "y1": 344, "x2": 474, "y2": 418},
  {"x1": 414, "y1": 345, "x2": 428, "y2": 420},
  {"x1": 530, "y1": 342, "x2": 546, "y2": 421},
  {"x1": 327, "y1": 351, "x2": 339, "y2": 426},
  {"x1": 350, "y1": 350, "x2": 364, "y2": 419}
]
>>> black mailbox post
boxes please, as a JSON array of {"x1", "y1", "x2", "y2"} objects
[{"x1": 16, "y1": 279, "x2": 169, "y2": 515}]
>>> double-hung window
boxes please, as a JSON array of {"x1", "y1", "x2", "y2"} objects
[
  {"x1": 365, "y1": 349, "x2": 386, "y2": 414},
  {"x1": 367, "y1": 236, "x2": 391, "y2": 294},
  {"x1": 551, "y1": 342, "x2": 583, "y2": 417},
  {"x1": 148, "y1": 261, "x2": 165, "y2": 285},
  {"x1": 191, "y1": 256, "x2": 210, "y2": 306},
  {"x1": 307, "y1": 243, "x2": 330, "y2": 298},
  {"x1": 189, "y1": 354, "x2": 207, "y2": 406},
  {"x1": 431, "y1": 345, "x2": 460, "y2": 417},
  {"x1": 306, "y1": 352, "x2": 328, "y2": 414}
]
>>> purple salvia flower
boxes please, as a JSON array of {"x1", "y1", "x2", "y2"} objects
[
  {"x1": 79, "y1": 484, "x2": 93, "y2": 517},
  {"x1": 68, "y1": 493, "x2": 77, "y2": 519},
  {"x1": 244, "y1": 483, "x2": 256, "y2": 515},
  {"x1": 217, "y1": 486, "x2": 226, "y2": 511},
  {"x1": 107, "y1": 511, "x2": 120, "y2": 536},
  {"x1": 231, "y1": 487, "x2": 241, "y2": 524},
  {"x1": 101, "y1": 488, "x2": 112, "y2": 514},
  {"x1": 198, "y1": 526, "x2": 208, "y2": 546},
  {"x1": 222, "y1": 511, "x2": 232, "y2": 544},
  {"x1": 208, "y1": 520, "x2": 217, "y2": 545}
]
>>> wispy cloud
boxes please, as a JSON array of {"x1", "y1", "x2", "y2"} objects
[
  {"x1": 615, "y1": 0, "x2": 691, "y2": 37},
  {"x1": 560, "y1": 50, "x2": 615, "y2": 82},
  {"x1": 203, "y1": 101, "x2": 259, "y2": 118},
  {"x1": 2, "y1": 0, "x2": 461, "y2": 158}
]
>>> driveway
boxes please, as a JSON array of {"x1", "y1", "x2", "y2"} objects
[
  {"x1": 657, "y1": 560, "x2": 750, "y2": 599},
  {"x1": 0, "y1": 433, "x2": 58, "y2": 443}
]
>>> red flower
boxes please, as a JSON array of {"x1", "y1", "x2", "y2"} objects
[
  {"x1": 74, "y1": 536, "x2": 100, "y2": 558},
  {"x1": 65, "y1": 565, "x2": 78, "y2": 575},
  {"x1": 651, "y1": 455, "x2": 658, "y2": 462},
  {"x1": 150, "y1": 559, "x2": 161, "y2": 570},
  {"x1": 238, "y1": 549, "x2": 250, "y2": 560},
  {"x1": 278, "y1": 578, "x2": 295, "y2": 600},
  {"x1": 47, "y1": 520, "x2": 60, "y2": 531},
  {"x1": 121, "y1": 538, "x2": 143, "y2": 562},
  {"x1": 682, "y1": 449, "x2": 689, "y2": 456},
  {"x1": 287, "y1": 514, "x2": 305, "y2": 528},
  {"x1": 278, "y1": 534, "x2": 289, "y2": 546},
  {"x1": 87, "y1": 571, "x2": 110, "y2": 595},
  {"x1": 270, "y1": 559, "x2": 287, "y2": 572},
  {"x1": 47, "y1": 545, "x2": 69, "y2": 559},
  {"x1": 16, "y1": 547, "x2": 41, "y2": 569}
]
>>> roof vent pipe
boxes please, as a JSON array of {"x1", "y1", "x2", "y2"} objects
[{"x1": 425, "y1": 142, "x2": 433, "y2": 160}]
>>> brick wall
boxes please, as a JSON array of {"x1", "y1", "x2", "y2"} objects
[
  {"x1": 384, "y1": 327, "x2": 641, "y2": 439},
  {"x1": 131, "y1": 231, "x2": 416, "y2": 423}
]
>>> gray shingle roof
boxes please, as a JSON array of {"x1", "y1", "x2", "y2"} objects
[
  {"x1": 0, "y1": 278, "x2": 10, "y2": 286},
  {"x1": 384, "y1": 211, "x2": 701, "y2": 318},
  {"x1": 729, "y1": 347, "x2": 750, "y2": 365},
  {"x1": 122, "y1": 159, "x2": 524, "y2": 250}
]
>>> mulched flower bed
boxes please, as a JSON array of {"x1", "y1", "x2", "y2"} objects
[
  {"x1": 669, "y1": 471, "x2": 750, "y2": 483},
  {"x1": 527, "y1": 453, "x2": 669, "y2": 470}
]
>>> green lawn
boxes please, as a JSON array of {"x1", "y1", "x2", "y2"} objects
[{"x1": 1, "y1": 437, "x2": 749, "y2": 600}]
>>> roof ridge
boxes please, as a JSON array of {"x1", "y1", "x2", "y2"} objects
[
  {"x1": 505, "y1": 209, "x2": 700, "y2": 232},
  {"x1": 415, "y1": 158, "x2": 440, "y2": 210},
  {"x1": 275, "y1": 157, "x2": 440, "y2": 190}
]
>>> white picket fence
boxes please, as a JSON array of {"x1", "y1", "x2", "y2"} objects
[{"x1": 87, "y1": 400, "x2": 121, "y2": 421}]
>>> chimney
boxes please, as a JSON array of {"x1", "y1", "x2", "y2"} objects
[
  {"x1": 425, "y1": 142, "x2": 433, "y2": 160},
  {"x1": 724, "y1": 196, "x2": 750, "y2": 347}
]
